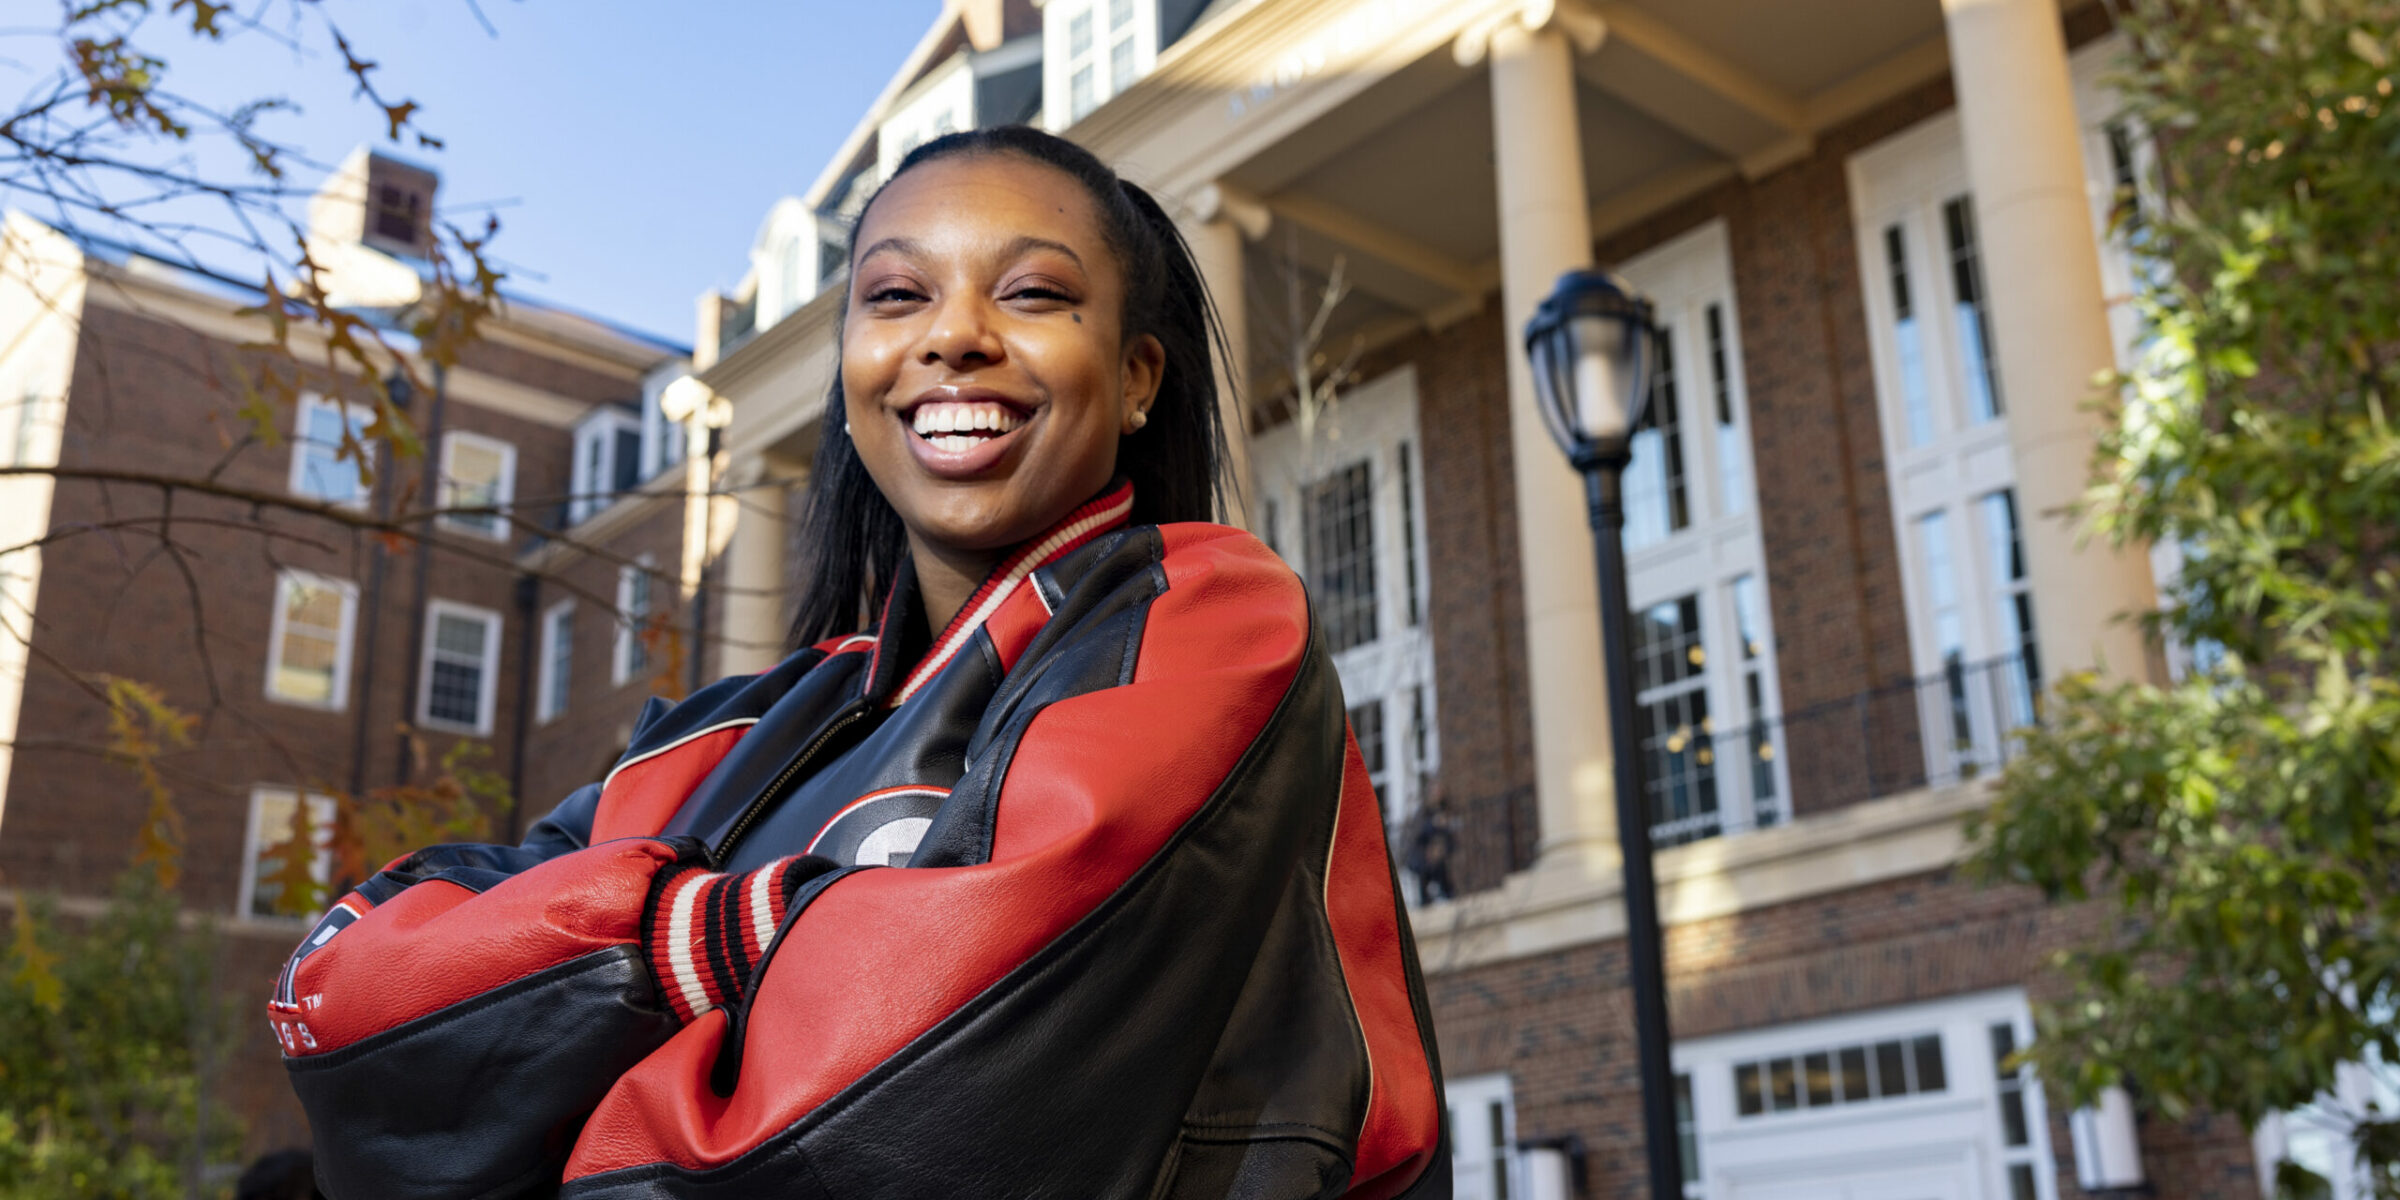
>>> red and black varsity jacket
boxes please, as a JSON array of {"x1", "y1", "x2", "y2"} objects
[{"x1": 270, "y1": 482, "x2": 1451, "y2": 1200}]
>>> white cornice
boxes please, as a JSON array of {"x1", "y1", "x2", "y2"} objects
[{"x1": 1410, "y1": 780, "x2": 1996, "y2": 975}]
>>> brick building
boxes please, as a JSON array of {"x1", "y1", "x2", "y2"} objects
[
  {"x1": 674, "y1": 0, "x2": 2299, "y2": 1197},
  {"x1": 0, "y1": 149, "x2": 692, "y2": 1150}
]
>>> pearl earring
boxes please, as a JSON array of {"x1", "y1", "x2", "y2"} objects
[{"x1": 1128, "y1": 410, "x2": 1148, "y2": 431}]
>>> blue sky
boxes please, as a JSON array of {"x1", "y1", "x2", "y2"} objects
[{"x1": 10, "y1": 1, "x2": 941, "y2": 344}]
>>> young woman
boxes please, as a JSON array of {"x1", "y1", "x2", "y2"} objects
[{"x1": 272, "y1": 127, "x2": 1449, "y2": 1200}]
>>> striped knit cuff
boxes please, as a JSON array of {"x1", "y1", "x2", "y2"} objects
[{"x1": 644, "y1": 857, "x2": 814, "y2": 1024}]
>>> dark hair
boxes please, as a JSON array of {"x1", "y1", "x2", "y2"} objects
[{"x1": 785, "y1": 125, "x2": 1233, "y2": 647}]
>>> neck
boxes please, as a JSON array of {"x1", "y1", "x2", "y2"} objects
[{"x1": 906, "y1": 537, "x2": 1008, "y2": 639}]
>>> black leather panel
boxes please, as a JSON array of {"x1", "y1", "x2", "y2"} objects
[
  {"x1": 563, "y1": 612, "x2": 1357, "y2": 1200},
  {"x1": 1181, "y1": 859, "x2": 1370, "y2": 1138},
  {"x1": 290, "y1": 946, "x2": 678, "y2": 1200},
  {"x1": 1158, "y1": 1132, "x2": 1353, "y2": 1200},
  {"x1": 654, "y1": 654, "x2": 871, "y2": 851}
]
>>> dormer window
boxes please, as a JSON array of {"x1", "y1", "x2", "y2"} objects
[
  {"x1": 1046, "y1": 0, "x2": 1153, "y2": 127},
  {"x1": 373, "y1": 184, "x2": 422, "y2": 248}
]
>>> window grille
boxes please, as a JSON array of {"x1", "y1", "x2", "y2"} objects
[
  {"x1": 1943, "y1": 196, "x2": 2004, "y2": 421},
  {"x1": 1303, "y1": 461, "x2": 1379, "y2": 654}
]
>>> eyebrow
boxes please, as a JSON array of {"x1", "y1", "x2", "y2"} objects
[{"x1": 852, "y1": 234, "x2": 1086, "y2": 272}]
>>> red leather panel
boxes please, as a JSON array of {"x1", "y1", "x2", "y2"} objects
[
  {"x1": 592, "y1": 726, "x2": 748, "y2": 843},
  {"x1": 277, "y1": 838, "x2": 681, "y2": 1056},
  {"x1": 1324, "y1": 731, "x2": 1442, "y2": 1199},
  {"x1": 978, "y1": 580, "x2": 1052, "y2": 676},
  {"x1": 566, "y1": 525, "x2": 1308, "y2": 1176}
]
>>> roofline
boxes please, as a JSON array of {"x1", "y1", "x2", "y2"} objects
[{"x1": 800, "y1": 2, "x2": 974, "y2": 210}]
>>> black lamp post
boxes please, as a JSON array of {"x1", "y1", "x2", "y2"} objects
[{"x1": 1524, "y1": 269, "x2": 1683, "y2": 1200}]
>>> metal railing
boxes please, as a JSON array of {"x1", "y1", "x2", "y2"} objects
[{"x1": 1397, "y1": 652, "x2": 2040, "y2": 903}]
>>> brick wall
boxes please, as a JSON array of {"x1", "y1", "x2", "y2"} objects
[{"x1": 0, "y1": 297, "x2": 663, "y2": 1156}]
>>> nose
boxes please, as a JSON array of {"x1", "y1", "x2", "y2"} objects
[{"x1": 918, "y1": 292, "x2": 1003, "y2": 370}]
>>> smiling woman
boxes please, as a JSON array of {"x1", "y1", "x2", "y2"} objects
[{"x1": 272, "y1": 126, "x2": 1450, "y2": 1200}]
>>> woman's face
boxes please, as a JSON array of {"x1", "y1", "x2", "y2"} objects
[{"x1": 842, "y1": 154, "x2": 1163, "y2": 560}]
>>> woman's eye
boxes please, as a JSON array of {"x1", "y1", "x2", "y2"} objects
[
  {"x1": 863, "y1": 283, "x2": 925, "y2": 304},
  {"x1": 1007, "y1": 285, "x2": 1073, "y2": 305}
]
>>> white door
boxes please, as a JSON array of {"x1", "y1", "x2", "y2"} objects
[{"x1": 1446, "y1": 1073, "x2": 1519, "y2": 1200}]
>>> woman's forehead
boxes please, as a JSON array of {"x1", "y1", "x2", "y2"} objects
[{"x1": 857, "y1": 155, "x2": 1110, "y2": 261}]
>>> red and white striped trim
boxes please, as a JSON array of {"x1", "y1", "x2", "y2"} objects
[
  {"x1": 888, "y1": 482, "x2": 1134, "y2": 707},
  {"x1": 601, "y1": 717, "x2": 762, "y2": 792}
]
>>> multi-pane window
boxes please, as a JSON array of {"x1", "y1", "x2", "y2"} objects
[
  {"x1": 240, "y1": 786, "x2": 336, "y2": 919},
  {"x1": 419, "y1": 601, "x2": 500, "y2": 735},
  {"x1": 265, "y1": 571, "x2": 357, "y2": 709},
  {"x1": 1917, "y1": 510, "x2": 1976, "y2": 755},
  {"x1": 1882, "y1": 224, "x2": 1937, "y2": 448},
  {"x1": 1990, "y1": 1023, "x2": 2046, "y2": 1200},
  {"x1": 1052, "y1": 0, "x2": 1148, "y2": 126},
  {"x1": 1616, "y1": 221, "x2": 1781, "y2": 848},
  {"x1": 1624, "y1": 322, "x2": 1691, "y2": 550},
  {"x1": 1304, "y1": 461, "x2": 1379, "y2": 654},
  {"x1": 1349, "y1": 700, "x2": 1386, "y2": 790},
  {"x1": 1676, "y1": 1072, "x2": 1701, "y2": 1199},
  {"x1": 1706, "y1": 305, "x2": 1747, "y2": 517},
  {"x1": 1445, "y1": 1074, "x2": 1517, "y2": 1200},
  {"x1": 290, "y1": 394, "x2": 374, "y2": 509},
  {"x1": 1980, "y1": 489, "x2": 2040, "y2": 726},
  {"x1": 537, "y1": 601, "x2": 574, "y2": 724},
  {"x1": 1733, "y1": 1033, "x2": 1947, "y2": 1117},
  {"x1": 1252, "y1": 368, "x2": 1439, "y2": 881},
  {"x1": 437, "y1": 431, "x2": 515, "y2": 539},
  {"x1": 1730, "y1": 574, "x2": 1781, "y2": 826},
  {"x1": 569, "y1": 408, "x2": 645, "y2": 525},
  {"x1": 1633, "y1": 594, "x2": 1717, "y2": 846},
  {"x1": 1943, "y1": 196, "x2": 2004, "y2": 422},
  {"x1": 615, "y1": 560, "x2": 655, "y2": 686}
]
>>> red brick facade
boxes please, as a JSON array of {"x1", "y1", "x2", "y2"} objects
[{"x1": 0, "y1": 291, "x2": 684, "y2": 1156}]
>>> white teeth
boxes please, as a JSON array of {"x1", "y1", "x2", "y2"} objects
[
  {"x1": 929, "y1": 435, "x2": 977, "y2": 453},
  {"x1": 911, "y1": 401, "x2": 1026, "y2": 438}
]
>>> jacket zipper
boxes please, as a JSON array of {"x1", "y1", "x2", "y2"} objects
[{"x1": 711, "y1": 700, "x2": 872, "y2": 864}]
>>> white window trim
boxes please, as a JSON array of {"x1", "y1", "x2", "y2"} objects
[
  {"x1": 264, "y1": 569, "x2": 359, "y2": 711},
  {"x1": 416, "y1": 598, "x2": 503, "y2": 736},
  {"x1": 536, "y1": 599, "x2": 574, "y2": 725},
  {"x1": 434, "y1": 429, "x2": 517, "y2": 540},
  {"x1": 237, "y1": 785, "x2": 337, "y2": 921},
  {"x1": 613, "y1": 557, "x2": 656, "y2": 687},
  {"x1": 1250, "y1": 365, "x2": 1439, "y2": 844},
  {"x1": 1675, "y1": 988, "x2": 2061, "y2": 1200},
  {"x1": 1613, "y1": 220, "x2": 1790, "y2": 839},
  {"x1": 288, "y1": 392, "x2": 376, "y2": 510},
  {"x1": 569, "y1": 408, "x2": 645, "y2": 527},
  {"x1": 1043, "y1": 0, "x2": 1160, "y2": 130}
]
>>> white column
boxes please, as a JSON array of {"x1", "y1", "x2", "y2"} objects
[
  {"x1": 1943, "y1": 0, "x2": 2155, "y2": 679},
  {"x1": 1185, "y1": 185, "x2": 1267, "y2": 527},
  {"x1": 717, "y1": 457, "x2": 792, "y2": 675},
  {"x1": 1471, "y1": 3, "x2": 1618, "y2": 873}
]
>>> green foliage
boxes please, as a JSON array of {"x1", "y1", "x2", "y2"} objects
[
  {"x1": 1964, "y1": 2, "x2": 2400, "y2": 1195},
  {"x1": 0, "y1": 874, "x2": 246, "y2": 1199}
]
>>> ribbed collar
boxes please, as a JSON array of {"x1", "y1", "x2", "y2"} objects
[{"x1": 866, "y1": 480, "x2": 1136, "y2": 708}]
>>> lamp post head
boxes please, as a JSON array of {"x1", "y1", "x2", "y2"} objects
[{"x1": 1523, "y1": 269, "x2": 1656, "y2": 467}]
